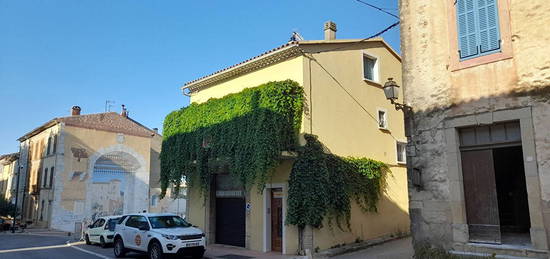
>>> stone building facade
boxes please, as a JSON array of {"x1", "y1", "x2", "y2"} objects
[
  {"x1": 0, "y1": 153, "x2": 18, "y2": 202},
  {"x1": 16, "y1": 106, "x2": 167, "y2": 232},
  {"x1": 400, "y1": 0, "x2": 550, "y2": 257}
]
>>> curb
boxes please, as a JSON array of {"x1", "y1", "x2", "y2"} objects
[{"x1": 314, "y1": 235, "x2": 410, "y2": 258}]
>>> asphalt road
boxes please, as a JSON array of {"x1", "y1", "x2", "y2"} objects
[
  {"x1": 0, "y1": 232, "x2": 217, "y2": 259},
  {"x1": 0, "y1": 233, "x2": 147, "y2": 259}
]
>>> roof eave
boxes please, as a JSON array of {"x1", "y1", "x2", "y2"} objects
[
  {"x1": 182, "y1": 38, "x2": 401, "y2": 94},
  {"x1": 182, "y1": 43, "x2": 302, "y2": 93},
  {"x1": 17, "y1": 120, "x2": 60, "y2": 142}
]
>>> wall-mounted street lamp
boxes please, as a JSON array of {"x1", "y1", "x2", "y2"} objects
[{"x1": 383, "y1": 78, "x2": 412, "y2": 112}]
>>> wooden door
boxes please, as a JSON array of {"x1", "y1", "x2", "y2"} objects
[
  {"x1": 271, "y1": 189, "x2": 283, "y2": 252},
  {"x1": 461, "y1": 149, "x2": 501, "y2": 243}
]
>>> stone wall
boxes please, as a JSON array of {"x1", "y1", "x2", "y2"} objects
[{"x1": 400, "y1": 0, "x2": 550, "y2": 251}]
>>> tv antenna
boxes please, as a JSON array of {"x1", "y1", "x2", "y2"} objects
[
  {"x1": 105, "y1": 100, "x2": 115, "y2": 112},
  {"x1": 289, "y1": 31, "x2": 304, "y2": 42}
]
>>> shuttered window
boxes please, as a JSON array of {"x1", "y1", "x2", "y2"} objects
[{"x1": 456, "y1": 0, "x2": 501, "y2": 60}]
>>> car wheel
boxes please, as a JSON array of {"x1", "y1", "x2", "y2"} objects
[
  {"x1": 148, "y1": 241, "x2": 164, "y2": 259},
  {"x1": 99, "y1": 236, "x2": 107, "y2": 248},
  {"x1": 113, "y1": 237, "x2": 126, "y2": 258},
  {"x1": 192, "y1": 250, "x2": 205, "y2": 259},
  {"x1": 85, "y1": 234, "x2": 91, "y2": 245}
]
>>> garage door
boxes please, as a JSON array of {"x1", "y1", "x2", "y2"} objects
[{"x1": 215, "y1": 197, "x2": 245, "y2": 247}]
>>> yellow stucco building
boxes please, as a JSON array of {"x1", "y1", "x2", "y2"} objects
[{"x1": 181, "y1": 22, "x2": 409, "y2": 254}]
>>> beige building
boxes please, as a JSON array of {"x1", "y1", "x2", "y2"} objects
[
  {"x1": 0, "y1": 153, "x2": 18, "y2": 202},
  {"x1": 16, "y1": 106, "x2": 167, "y2": 231},
  {"x1": 180, "y1": 22, "x2": 409, "y2": 254},
  {"x1": 400, "y1": 0, "x2": 550, "y2": 257}
]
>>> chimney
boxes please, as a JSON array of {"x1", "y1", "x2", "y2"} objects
[
  {"x1": 324, "y1": 21, "x2": 337, "y2": 40},
  {"x1": 71, "y1": 106, "x2": 81, "y2": 116},
  {"x1": 121, "y1": 104, "x2": 128, "y2": 117}
]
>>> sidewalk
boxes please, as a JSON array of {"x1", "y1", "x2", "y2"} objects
[
  {"x1": 331, "y1": 237, "x2": 413, "y2": 259},
  {"x1": 205, "y1": 244, "x2": 307, "y2": 259}
]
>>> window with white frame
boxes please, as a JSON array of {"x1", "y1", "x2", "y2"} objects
[
  {"x1": 377, "y1": 109, "x2": 388, "y2": 129},
  {"x1": 363, "y1": 53, "x2": 379, "y2": 82},
  {"x1": 396, "y1": 141, "x2": 407, "y2": 164}
]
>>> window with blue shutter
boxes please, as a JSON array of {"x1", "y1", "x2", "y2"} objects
[{"x1": 456, "y1": 0, "x2": 501, "y2": 60}]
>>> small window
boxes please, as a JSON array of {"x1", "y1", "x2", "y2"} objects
[
  {"x1": 52, "y1": 135, "x2": 57, "y2": 154},
  {"x1": 43, "y1": 168, "x2": 49, "y2": 188},
  {"x1": 151, "y1": 195, "x2": 158, "y2": 207},
  {"x1": 397, "y1": 141, "x2": 407, "y2": 164},
  {"x1": 46, "y1": 137, "x2": 51, "y2": 155},
  {"x1": 377, "y1": 109, "x2": 388, "y2": 129},
  {"x1": 363, "y1": 53, "x2": 378, "y2": 82},
  {"x1": 49, "y1": 167, "x2": 54, "y2": 188}
]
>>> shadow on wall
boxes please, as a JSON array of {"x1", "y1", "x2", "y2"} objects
[{"x1": 406, "y1": 84, "x2": 550, "y2": 250}]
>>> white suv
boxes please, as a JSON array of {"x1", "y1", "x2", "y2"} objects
[
  {"x1": 85, "y1": 216, "x2": 121, "y2": 248},
  {"x1": 113, "y1": 213, "x2": 206, "y2": 259}
]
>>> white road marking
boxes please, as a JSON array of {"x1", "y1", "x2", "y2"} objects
[
  {"x1": 0, "y1": 243, "x2": 70, "y2": 253},
  {"x1": 66, "y1": 241, "x2": 112, "y2": 259},
  {"x1": 0, "y1": 240, "x2": 111, "y2": 259}
]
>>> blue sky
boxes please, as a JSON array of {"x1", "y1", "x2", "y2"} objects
[{"x1": 0, "y1": 0, "x2": 400, "y2": 155}]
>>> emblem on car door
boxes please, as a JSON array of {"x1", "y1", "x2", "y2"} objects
[{"x1": 135, "y1": 234, "x2": 142, "y2": 246}]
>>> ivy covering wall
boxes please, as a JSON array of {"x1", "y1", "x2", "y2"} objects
[
  {"x1": 160, "y1": 80, "x2": 304, "y2": 197},
  {"x1": 160, "y1": 79, "x2": 389, "y2": 230},
  {"x1": 286, "y1": 134, "x2": 389, "y2": 230}
]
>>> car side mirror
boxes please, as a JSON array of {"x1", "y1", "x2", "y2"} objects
[
  {"x1": 87, "y1": 225, "x2": 93, "y2": 228},
  {"x1": 138, "y1": 224, "x2": 149, "y2": 231}
]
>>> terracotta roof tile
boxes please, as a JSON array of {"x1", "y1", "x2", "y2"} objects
[
  {"x1": 58, "y1": 112, "x2": 155, "y2": 137},
  {"x1": 19, "y1": 112, "x2": 157, "y2": 141}
]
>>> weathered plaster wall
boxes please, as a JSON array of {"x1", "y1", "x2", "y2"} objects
[
  {"x1": 50, "y1": 125, "x2": 152, "y2": 232},
  {"x1": 400, "y1": 0, "x2": 550, "y2": 250}
]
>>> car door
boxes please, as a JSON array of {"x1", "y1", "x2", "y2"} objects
[
  {"x1": 89, "y1": 219, "x2": 104, "y2": 243},
  {"x1": 133, "y1": 216, "x2": 151, "y2": 252},
  {"x1": 124, "y1": 216, "x2": 139, "y2": 250}
]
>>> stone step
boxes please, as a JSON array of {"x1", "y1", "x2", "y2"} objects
[{"x1": 453, "y1": 242, "x2": 548, "y2": 259}]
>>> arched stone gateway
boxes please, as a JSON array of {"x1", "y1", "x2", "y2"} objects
[{"x1": 90, "y1": 151, "x2": 140, "y2": 220}]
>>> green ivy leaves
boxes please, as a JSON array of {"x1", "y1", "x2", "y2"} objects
[
  {"x1": 160, "y1": 79, "x2": 388, "y2": 231},
  {"x1": 160, "y1": 80, "x2": 304, "y2": 198},
  {"x1": 287, "y1": 134, "x2": 389, "y2": 230}
]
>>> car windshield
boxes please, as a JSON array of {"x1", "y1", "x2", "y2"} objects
[
  {"x1": 148, "y1": 216, "x2": 191, "y2": 229},
  {"x1": 107, "y1": 218, "x2": 120, "y2": 231}
]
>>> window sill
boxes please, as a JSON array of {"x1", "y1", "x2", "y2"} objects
[
  {"x1": 363, "y1": 78, "x2": 382, "y2": 87},
  {"x1": 450, "y1": 51, "x2": 513, "y2": 72},
  {"x1": 397, "y1": 161, "x2": 407, "y2": 165}
]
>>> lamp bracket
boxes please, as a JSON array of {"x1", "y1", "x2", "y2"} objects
[{"x1": 390, "y1": 99, "x2": 413, "y2": 112}]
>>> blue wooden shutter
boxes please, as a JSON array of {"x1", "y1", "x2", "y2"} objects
[
  {"x1": 477, "y1": 0, "x2": 501, "y2": 53},
  {"x1": 457, "y1": 0, "x2": 479, "y2": 59}
]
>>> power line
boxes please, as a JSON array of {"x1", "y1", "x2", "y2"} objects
[
  {"x1": 302, "y1": 55, "x2": 400, "y2": 142},
  {"x1": 354, "y1": 0, "x2": 399, "y2": 19}
]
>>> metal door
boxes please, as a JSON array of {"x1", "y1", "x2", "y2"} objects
[
  {"x1": 461, "y1": 149, "x2": 501, "y2": 243},
  {"x1": 215, "y1": 197, "x2": 245, "y2": 247}
]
